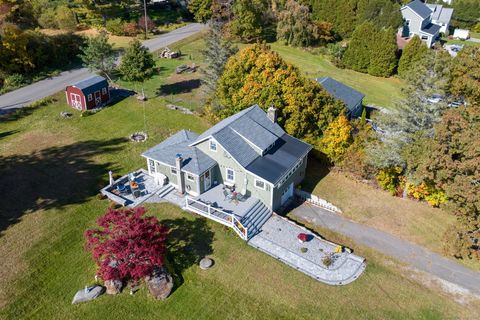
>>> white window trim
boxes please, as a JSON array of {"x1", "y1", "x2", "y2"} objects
[
  {"x1": 209, "y1": 140, "x2": 217, "y2": 152},
  {"x1": 102, "y1": 87, "x2": 107, "y2": 94},
  {"x1": 254, "y1": 179, "x2": 266, "y2": 190},
  {"x1": 87, "y1": 94, "x2": 93, "y2": 101},
  {"x1": 186, "y1": 174, "x2": 195, "y2": 182},
  {"x1": 170, "y1": 167, "x2": 177, "y2": 174},
  {"x1": 226, "y1": 167, "x2": 235, "y2": 182}
]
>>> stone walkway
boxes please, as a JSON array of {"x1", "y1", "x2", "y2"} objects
[
  {"x1": 291, "y1": 203, "x2": 480, "y2": 296},
  {"x1": 248, "y1": 215, "x2": 366, "y2": 285}
]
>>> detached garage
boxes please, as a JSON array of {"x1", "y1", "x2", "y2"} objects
[{"x1": 65, "y1": 76, "x2": 110, "y2": 110}]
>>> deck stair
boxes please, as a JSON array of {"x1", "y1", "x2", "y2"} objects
[
  {"x1": 240, "y1": 200, "x2": 272, "y2": 239},
  {"x1": 157, "y1": 184, "x2": 175, "y2": 198}
]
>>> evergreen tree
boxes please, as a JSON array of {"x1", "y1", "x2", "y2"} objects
[
  {"x1": 398, "y1": 35, "x2": 428, "y2": 79},
  {"x1": 79, "y1": 30, "x2": 116, "y2": 81},
  {"x1": 367, "y1": 27, "x2": 398, "y2": 77},
  {"x1": 201, "y1": 20, "x2": 238, "y2": 94},
  {"x1": 118, "y1": 39, "x2": 155, "y2": 96},
  {"x1": 342, "y1": 21, "x2": 377, "y2": 73}
]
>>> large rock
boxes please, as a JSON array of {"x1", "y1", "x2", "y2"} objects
[
  {"x1": 72, "y1": 285, "x2": 105, "y2": 304},
  {"x1": 145, "y1": 267, "x2": 173, "y2": 300},
  {"x1": 105, "y1": 279, "x2": 123, "y2": 295}
]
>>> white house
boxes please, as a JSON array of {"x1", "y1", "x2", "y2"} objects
[{"x1": 426, "y1": 3, "x2": 454, "y2": 35}]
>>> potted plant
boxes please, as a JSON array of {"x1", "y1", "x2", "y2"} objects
[{"x1": 297, "y1": 233, "x2": 309, "y2": 243}]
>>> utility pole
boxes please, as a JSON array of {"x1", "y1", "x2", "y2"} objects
[{"x1": 143, "y1": 0, "x2": 148, "y2": 39}]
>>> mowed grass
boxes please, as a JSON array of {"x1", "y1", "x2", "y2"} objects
[
  {"x1": 302, "y1": 159, "x2": 480, "y2": 272},
  {"x1": 267, "y1": 42, "x2": 405, "y2": 108}
]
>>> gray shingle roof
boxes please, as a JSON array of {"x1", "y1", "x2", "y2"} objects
[
  {"x1": 142, "y1": 130, "x2": 216, "y2": 175},
  {"x1": 421, "y1": 23, "x2": 441, "y2": 35},
  {"x1": 212, "y1": 127, "x2": 259, "y2": 167},
  {"x1": 316, "y1": 77, "x2": 364, "y2": 112},
  {"x1": 246, "y1": 134, "x2": 312, "y2": 185},
  {"x1": 191, "y1": 104, "x2": 285, "y2": 156},
  {"x1": 403, "y1": 0, "x2": 432, "y2": 20},
  {"x1": 427, "y1": 4, "x2": 453, "y2": 24},
  {"x1": 72, "y1": 76, "x2": 107, "y2": 90}
]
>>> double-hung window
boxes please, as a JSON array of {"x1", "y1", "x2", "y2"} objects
[{"x1": 226, "y1": 168, "x2": 235, "y2": 182}]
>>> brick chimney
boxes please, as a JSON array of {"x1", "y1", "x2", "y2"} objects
[
  {"x1": 267, "y1": 106, "x2": 278, "y2": 123},
  {"x1": 175, "y1": 154, "x2": 185, "y2": 194}
]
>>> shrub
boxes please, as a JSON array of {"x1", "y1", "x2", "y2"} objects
[
  {"x1": 376, "y1": 166, "x2": 403, "y2": 195},
  {"x1": 322, "y1": 255, "x2": 333, "y2": 267},
  {"x1": 300, "y1": 247, "x2": 308, "y2": 253},
  {"x1": 123, "y1": 22, "x2": 139, "y2": 36},
  {"x1": 106, "y1": 18, "x2": 125, "y2": 36},
  {"x1": 3, "y1": 73, "x2": 26, "y2": 89},
  {"x1": 38, "y1": 8, "x2": 58, "y2": 29},
  {"x1": 56, "y1": 6, "x2": 77, "y2": 32},
  {"x1": 28, "y1": 97, "x2": 54, "y2": 108},
  {"x1": 138, "y1": 15, "x2": 156, "y2": 33},
  {"x1": 407, "y1": 182, "x2": 447, "y2": 207}
]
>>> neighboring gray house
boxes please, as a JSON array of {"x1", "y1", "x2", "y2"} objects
[
  {"x1": 400, "y1": 0, "x2": 446, "y2": 47},
  {"x1": 426, "y1": 3, "x2": 454, "y2": 35},
  {"x1": 316, "y1": 77, "x2": 365, "y2": 118},
  {"x1": 142, "y1": 105, "x2": 312, "y2": 212}
]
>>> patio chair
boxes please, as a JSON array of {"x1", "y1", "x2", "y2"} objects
[
  {"x1": 117, "y1": 184, "x2": 128, "y2": 194},
  {"x1": 223, "y1": 189, "x2": 230, "y2": 201}
]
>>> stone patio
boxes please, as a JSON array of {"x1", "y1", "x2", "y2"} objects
[{"x1": 248, "y1": 214, "x2": 366, "y2": 285}]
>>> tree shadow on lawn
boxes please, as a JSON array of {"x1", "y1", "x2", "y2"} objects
[
  {"x1": 0, "y1": 138, "x2": 126, "y2": 237},
  {"x1": 162, "y1": 217, "x2": 214, "y2": 289},
  {"x1": 156, "y1": 79, "x2": 201, "y2": 96},
  {"x1": 301, "y1": 155, "x2": 331, "y2": 194}
]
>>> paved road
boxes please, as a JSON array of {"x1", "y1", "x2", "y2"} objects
[
  {"x1": 291, "y1": 203, "x2": 480, "y2": 296},
  {"x1": 0, "y1": 23, "x2": 206, "y2": 111}
]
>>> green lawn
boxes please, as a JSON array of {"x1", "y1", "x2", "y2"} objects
[
  {"x1": 1, "y1": 34, "x2": 479, "y2": 319},
  {"x1": 443, "y1": 38, "x2": 480, "y2": 47},
  {"x1": 267, "y1": 43, "x2": 405, "y2": 108}
]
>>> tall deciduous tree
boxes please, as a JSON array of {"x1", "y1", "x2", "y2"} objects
[
  {"x1": 229, "y1": 0, "x2": 269, "y2": 42},
  {"x1": 319, "y1": 113, "x2": 353, "y2": 163},
  {"x1": 415, "y1": 106, "x2": 480, "y2": 260},
  {"x1": 451, "y1": 46, "x2": 480, "y2": 107},
  {"x1": 276, "y1": 0, "x2": 332, "y2": 47},
  {"x1": 79, "y1": 30, "x2": 116, "y2": 81},
  {"x1": 213, "y1": 44, "x2": 345, "y2": 149},
  {"x1": 85, "y1": 207, "x2": 169, "y2": 281},
  {"x1": 118, "y1": 39, "x2": 155, "y2": 96},
  {"x1": 398, "y1": 35, "x2": 428, "y2": 79},
  {"x1": 188, "y1": 0, "x2": 212, "y2": 23}
]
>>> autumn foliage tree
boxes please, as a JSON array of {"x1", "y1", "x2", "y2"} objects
[
  {"x1": 319, "y1": 113, "x2": 353, "y2": 163},
  {"x1": 415, "y1": 107, "x2": 480, "y2": 260},
  {"x1": 85, "y1": 207, "x2": 169, "y2": 281},
  {"x1": 212, "y1": 43, "x2": 345, "y2": 149},
  {"x1": 451, "y1": 46, "x2": 480, "y2": 107}
]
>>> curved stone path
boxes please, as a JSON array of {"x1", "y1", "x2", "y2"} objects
[{"x1": 248, "y1": 215, "x2": 366, "y2": 285}]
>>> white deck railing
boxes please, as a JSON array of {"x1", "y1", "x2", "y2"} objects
[{"x1": 184, "y1": 197, "x2": 248, "y2": 240}]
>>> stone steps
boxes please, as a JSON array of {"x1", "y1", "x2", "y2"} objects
[{"x1": 157, "y1": 184, "x2": 175, "y2": 198}]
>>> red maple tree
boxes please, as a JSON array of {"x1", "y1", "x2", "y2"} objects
[
  {"x1": 138, "y1": 15, "x2": 156, "y2": 32},
  {"x1": 85, "y1": 207, "x2": 169, "y2": 281}
]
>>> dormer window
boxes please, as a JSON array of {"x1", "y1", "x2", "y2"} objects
[{"x1": 209, "y1": 140, "x2": 217, "y2": 152}]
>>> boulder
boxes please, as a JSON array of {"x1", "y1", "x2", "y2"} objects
[
  {"x1": 71, "y1": 285, "x2": 105, "y2": 304},
  {"x1": 145, "y1": 267, "x2": 173, "y2": 300},
  {"x1": 105, "y1": 279, "x2": 123, "y2": 295},
  {"x1": 199, "y1": 257, "x2": 214, "y2": 270}
]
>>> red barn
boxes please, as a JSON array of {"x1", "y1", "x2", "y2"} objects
[{"x1": 65, "y1": 76, "x2": 110, "y2": 110}]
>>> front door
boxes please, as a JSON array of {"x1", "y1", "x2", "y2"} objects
[
  {"x1": 94, "y1": 90, "x2": 102, "y2": 106},
  {"x1": 204, "y1": 169, "x2": 211, "y2": 191},
  {"x1": 281, "y1": 182, "x2": 294, "y2": 205}
]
